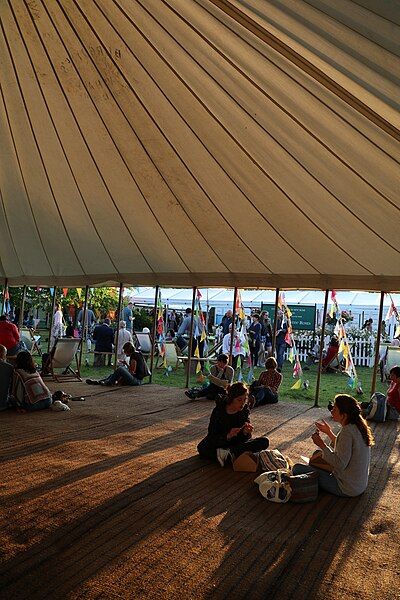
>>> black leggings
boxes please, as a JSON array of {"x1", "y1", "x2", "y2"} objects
[{"x1": 197, "y1": 435, "x2": 269, "y2": 461}]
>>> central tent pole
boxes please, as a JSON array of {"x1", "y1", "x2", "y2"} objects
[
  {"x1": 314, "y1": 289, "x2": 329, "y2": 408},
  {"x1": 149, "y1": 286, "x2": 159, "y2": 384},
  {"x1": 113, "y1": 283, "x2": 124, "y2": 371},
  {"x1": 229, "y1": 287, "x2": 238, "y2": 366},
  {"x1": 185, "y1": 287, "x2": 197, "y2": 389},
  {"x1": 47, "y1": 287, "x2": 57, "y2": 352},
  {"x1": 370, "y1": 291, "x2": 385, "y2": 396},
  {"x1": 18, "y1": 285, "x2": 27, "y2": 330},
  {"x1": 271, "y1": 288, "x2": 280, "y2": 356},
  {"x1": 78, "y1": 286, "x2": 89, "y2": 370},
  {"x1": 1, "y1": 278, "x2": 8, "y2": 316}
]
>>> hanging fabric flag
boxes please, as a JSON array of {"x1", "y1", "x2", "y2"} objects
[
  {"x1": 76, "y1": 288, "x2": 82, "y2": 299},
  {"x1": 288, "y1": 347, "x2": 295, "y2": 363},
  {"x1": 62, "y1": 288, "x2": 68, "y2": 297},
  {"x1": 291, "y1": 379, "x2": 302, "y2": 390},
  {"x1": 247, "y1": 365, "x2": 254, "y2": 383}
]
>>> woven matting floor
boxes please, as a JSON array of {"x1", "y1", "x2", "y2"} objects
[{"x1": 0, "y1": 383, "x2": 399, "y2": 600}]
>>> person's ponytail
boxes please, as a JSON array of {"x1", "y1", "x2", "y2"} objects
[{"x1": 334, "y1": 394, "x2": 375, "y2": 447}]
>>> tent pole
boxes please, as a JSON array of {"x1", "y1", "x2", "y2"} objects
[
  {"x1": 271, "y1": 288, "x2": 280, "y2": 355},
  {"x1": 47, "y1": 287, "x2": 57, "y2": 352},
  {"x1": 113, "y1": 283, "x2": 124, "y2": 371},
  {"x1": 19, "y1": 285, "x2": 27, "y2": 330},
  {"x1": 229, "y1": 287, "x2": 238, "y2": 366},
  {"x1": 149, "y1": 286, "x2": 159, "y2": 384},
  {"x1": 370, "y1": 291, "x2": 385, "y2": 396},
  {"x1": 185, "y1": 287, "x2": 196, "y2": 389},
  {"x1": 314, "y1": 290, "x2": 329, "y2": 408},
  {"x1": 1, "y1": 278, "x2": 8, "y2": 316},
  {"x1": 78, "y1": 286, "x2": 89, "y2": 370}
]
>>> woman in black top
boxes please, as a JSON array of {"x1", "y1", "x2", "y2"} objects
[{"x1": 197, "y1": 382, "x2": 269, "y2": 466}]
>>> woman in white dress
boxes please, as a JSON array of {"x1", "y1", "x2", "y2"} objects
[{"x1": 50, "y1": 303, "x2": 64, "y2": 349}]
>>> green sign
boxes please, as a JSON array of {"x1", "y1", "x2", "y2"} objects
[{"x1": 260, "y1": 304, "x2": 316, "y2": 331}]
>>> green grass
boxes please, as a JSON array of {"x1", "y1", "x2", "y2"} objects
[
  {"x1": 36, "y1": 330, "x2": 387, "y2": 408},
  {"x1": 78, "y1": 356, "x2": 388, "y2": 408}
]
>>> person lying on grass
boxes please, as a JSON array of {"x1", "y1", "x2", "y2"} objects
[
  {"x1": 292, "y1": 394, "x2": 374, "y2": 497},
  {"x1": 197, "y1": 382, "x2": 269, "y2": 467},
  {"x1": 86, "y1": 342, "x2": 147, "y2": 387}
]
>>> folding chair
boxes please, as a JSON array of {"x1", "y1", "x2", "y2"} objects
[
  {"x1": 322, "y1": 350, "x2": 344, "y2": 373},
  {"x1": 134, "y1": 332, "x2": 153, "y2": 358},
  {"x1": 20, "y1": 327, "x2": 42, "y2": 356},
  {"x1": 381, "y1": 345, "x2": 400, "y2": 381},
  {"x1": 46, "y1": 338, "x2": 82, "y2": 382}
]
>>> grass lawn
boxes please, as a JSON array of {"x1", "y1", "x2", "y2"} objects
[{"x1": 77, "y1": 354, "x2": 388, "y2": 408}]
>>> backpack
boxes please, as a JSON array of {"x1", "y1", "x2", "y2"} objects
[{"x1": 366, "y1": 393, "x2": 387, "y2": 422}]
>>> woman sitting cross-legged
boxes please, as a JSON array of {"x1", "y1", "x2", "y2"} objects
[
  {"x1": 197, "y1": 382, "x2": 269, "y2": 467},
  {"x1": 248, "y1": 356, "x2": 282, "y2": 409},
  {"x1": 292, "y1": 394, "x2": 374, "y2": 497},
  {"x1": 86, "y1": 342, "x2": 147, "y2": 387},
  {"x1": 11, "y1": 351, "x2": 52, "y2": 412}
]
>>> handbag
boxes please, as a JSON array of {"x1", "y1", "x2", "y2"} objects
[{"x1": 254, "y1": 469, "x2": 292, "y2": 503}]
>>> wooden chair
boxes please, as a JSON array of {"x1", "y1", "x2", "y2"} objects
[
  {"x1": 46, "y1": 338, "x2": 82, "y2": 382},
  {"x1": 322, "y1": 350, "x2": 345, "y2": 373},
  {"x1": 134, "y1": 332, "x2": 153, "y2": 358},
  {"x1": 381, "y1": 345, "x2": 400, "y2": 381},
  {"x1": 20, "y1": 327, "x2": 42, "y2": 356}
]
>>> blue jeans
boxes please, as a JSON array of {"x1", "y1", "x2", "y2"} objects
[
  {"x1": 292, "y1": 463, "x2": 348, "y2": 497},
  {"x1": 276, "y1": 342, "x2": 286, "y2": 370},
  {"x1": 18, "y1": 398, "x2": 52, "y2": 412},
  {"x1": 102, "y1": 366, "x2": 142, "y2": 386}
]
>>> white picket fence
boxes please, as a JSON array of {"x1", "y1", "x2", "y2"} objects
[{"x1": 289, "y1": 335, "x2": 375, "y2": 367}]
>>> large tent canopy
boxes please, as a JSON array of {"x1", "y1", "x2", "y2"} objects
[{"x1": 0, "y1": 0, "x2": 399, "y2": 290}]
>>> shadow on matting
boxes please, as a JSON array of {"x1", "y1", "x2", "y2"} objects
[{"x1": 0, "y1": 383, "x2": 399, "y2": 599}]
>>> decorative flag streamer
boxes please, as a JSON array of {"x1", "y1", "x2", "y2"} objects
[
  {"x1": 195, "y1": 290, "x2": 208, "y2": 374},
  {"x1": 76, "y1": 288, "x2": 82, "y2": 299},
  {"x1": 62, "y1": 288, "x2": 68, "y2": 297},
  {"x1": 236, "y1": 289, "x2": 253, "y2": 382},
  {"x1": 156, "y1": 291, "x2": 167, "y2": 372},
  {"x1": 330, "y1": 290, "x2": 359, "y2": 388},
  {"x1": 279, "y1": 292, "x2": 303, "y2": 389}
]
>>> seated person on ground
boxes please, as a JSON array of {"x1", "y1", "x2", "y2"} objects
[
  {"x1": 292, "y1": 394, "x2": 374, "y2": 497},
  {"x1": 11, "y1": 351, "x2": 52, "y2": 412},
  {"x1": 86, "y1": 342, "x2": 148, "y2": 387},
  {"x1": 0, "y1": 344, "x2": 14, "y2": 411},
  {"x1": 0, "y1": 314, "x2": 25, "y2": 356},
  {"x1": 249, "y1": 356, "x2": 282, "y2": 408},
  {"x1": 197, "y1": 382, "x2": 269, "y2": 467},
  {"x1": 185, "y1": 353, "x2": 234, "y2": 401}
]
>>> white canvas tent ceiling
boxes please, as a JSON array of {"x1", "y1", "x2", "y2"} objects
[{"x1": 0, "y1": 0, "x2": 399, "y2": 290}]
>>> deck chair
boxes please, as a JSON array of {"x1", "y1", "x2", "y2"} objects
[
  {"x1": 322, "y1": 350, "x2": 344, "y2": 373},
  {"x1": 47, "y1": 338, "x2": 82, "y2": 382},
  {"x1": 381, "y1": 345, "x2": 400, "y2": 381},
  {"x1": 134, "y1": 332, "x2": 153, "y2": 358},
  {"x1": 20, "y1": 327, "x2": 42, "y2": 356},
  {"x1": 156, "y1": 341, "x2": 186, "y2": 370}
]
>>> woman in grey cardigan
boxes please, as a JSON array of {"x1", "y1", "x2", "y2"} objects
[{"x1": 293, "y1": 395, "x2": 375, "y2": 497}]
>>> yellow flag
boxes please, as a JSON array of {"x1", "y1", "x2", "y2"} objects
[
  {"x1": 286, "y1": 307, "x2": 292, "y2": 318},
  {"x1": 291, "y1": 379, "x2": 302, "y2": 390},
  {"x1": 76, "y1": 288, "x2": 82, "y2": 299},
  {"x1": 288, "y1": 348, "x2": 295, "y2": 363}
]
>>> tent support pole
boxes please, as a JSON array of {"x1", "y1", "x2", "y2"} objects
[
  {"x1": 370, "y1": 291, "x2": 385, "y2": 396},
  {"x1": 47, "y1": 287, "x2": 57, "y2": 352},
  {"x1": 185, "y1": 287, "x2": 196, "y2": 389},
  {"x1": 149, "y1": 286, "x2": 159, "y2": 384},
  {"x1": 229, "y1": 287, "x2": 238, "y2": 366},
  {"x1": 314, "y1": 290, "x2": 329, "y2": 408},
  {"x1": 113, "y1": 283, "x2": 124, "y2": 371},
  {"x1": 78, "y1": 286, "x2": 89, "y2": 370},
  {"x1": 1, "y1": 279, "x2": 8, "y2": 316},
  {"x1": 271, "y1": 288, "x2": 280, "y2": 355},
  {"x1": 19, "y1": 286, "x2": 27, "y2": 330}
]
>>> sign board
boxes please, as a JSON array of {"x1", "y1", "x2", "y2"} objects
[{"x1": 260, "y1": 304, "x2": 316, "y2": 331}]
